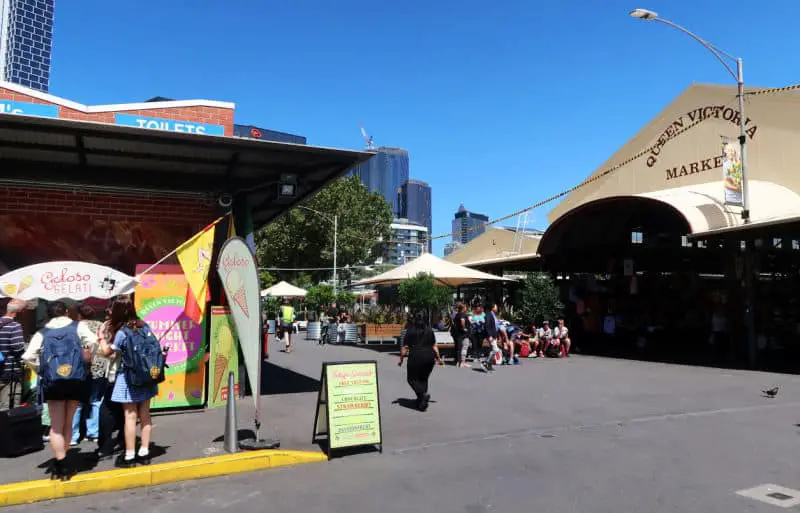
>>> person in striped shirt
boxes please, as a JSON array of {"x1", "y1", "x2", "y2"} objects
[{"x1": 0, "y1": 299, "x2": 26, "y2": 410}]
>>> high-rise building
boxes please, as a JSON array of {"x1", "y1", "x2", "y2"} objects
[
  {"x1": 397, "y1": 179, "x2": 432, "y2": 252},
  {"x1": 234, "y1": 124, "x2": 307, "y2": 145},
  {"x1": 452, "y1": 204, "x2": 489, "y2": 244},
  {"x1": 0, "y1": 0, "x2": 55, "y2": 92},
  {"x1": 350, "y1": 147, "x2": 409, "y2": 214},
  {"x1": 384, "y1": 219, "x2": 427, "y2": 266},
  {"x1": 443, "y1": 241, "x2": 462, "y2": 257}
]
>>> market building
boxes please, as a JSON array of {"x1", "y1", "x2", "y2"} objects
[{"x1": 464, "y1": 83, "x2": 800, "y2": 371}]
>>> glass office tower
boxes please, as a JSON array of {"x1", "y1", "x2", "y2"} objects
[
  {"x1": 398, "y1": 179, "x2": 432, "y2": 252},
  {"x1": 350, "y1": 147, "x2": 409, "y2": 215}
]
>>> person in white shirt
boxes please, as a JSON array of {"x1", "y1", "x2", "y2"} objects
[
  {"x1": 22, "y1": 301, "x2": 96, "y2": 480},
  {"x1": 538, "y1": 320, "x2": 558, "y2": 357},
  {"x1": 554, "y1": 317, "x2": 571, "y2": 358}
]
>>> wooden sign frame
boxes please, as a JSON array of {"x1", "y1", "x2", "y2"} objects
[{"x1": 312, "y1": 360, "x2": 383, "y2": 459}]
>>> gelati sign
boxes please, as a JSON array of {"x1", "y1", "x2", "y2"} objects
[{"x1": 114, "y1": 113, "x2": 225, "y2": 135}]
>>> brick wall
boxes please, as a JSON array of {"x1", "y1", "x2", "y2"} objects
[
  {"x1": 0, "y1": 87, "x2": 235, "y2": 135},
  {"x1": 0, "y1": 186, "x2": 219, "y2": 228}
]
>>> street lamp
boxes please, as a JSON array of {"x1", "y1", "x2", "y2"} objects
[
  {"x1": 630, "y1": 8, "x2": 750, "y2": 223},
  {"x1": 297, "y1": 205, "x2": 338, "y2": 296}
]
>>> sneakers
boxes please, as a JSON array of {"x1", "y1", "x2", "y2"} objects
[{"x1": 69, "y1": 440, "x2": 79, "y2": 447}]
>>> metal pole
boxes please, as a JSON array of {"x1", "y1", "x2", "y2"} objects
[
  {"x1": 224, "y1": 371, "x2": 238, "y2": 453},
  {"x1": 333, "y1": 214, "x2": 338, "y2": 296},
  {"x1": 737, "y1": 58, "x2": 750, "y2": 224}
]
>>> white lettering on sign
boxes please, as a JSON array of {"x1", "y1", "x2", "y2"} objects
[{"x1": 0, "y1": 104, "x2": 24, "y2": 115}]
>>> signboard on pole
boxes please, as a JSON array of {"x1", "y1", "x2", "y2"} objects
[
  {"x1": 313, "y1": 360, "x2": 383, "y2": 458},
  {"x1": 209, "y1": 306, "x2": 240, "y2": 409},
  {"x1": 135, "y1": 264, "x2": 207, "y2": 409},
  {"x1": 216, "y1": 238, "x2": 261, "y2": 413},
  {"x1": 0, "y1": 261, "x2": 136, "y2": 301},
  {"x1": 722, "y1": 136, "x2": 744, "y2": 206}
]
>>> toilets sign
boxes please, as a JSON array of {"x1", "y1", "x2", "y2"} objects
[
  {"x1": 114, "y1": 113, "x2": 225, "y2": 136},
  {"x1": 0, "y1": 99, "x2": 59, "y2": 118}
]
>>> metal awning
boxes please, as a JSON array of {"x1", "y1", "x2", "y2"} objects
[{"x1": 0, "y1": 113, "x2": 373, "y2": 227}]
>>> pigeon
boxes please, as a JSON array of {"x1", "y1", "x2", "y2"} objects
[{"x1": 762, "y1": 386, "x2": 779, "y2": 398}]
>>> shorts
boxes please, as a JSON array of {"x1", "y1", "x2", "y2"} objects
[{"x1": 43, "y1": 380, "x2": 89, "y2": 402}]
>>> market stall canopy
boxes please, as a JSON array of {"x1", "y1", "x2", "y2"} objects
[
  {"x1": 261, "y1": 281, "x2": 308, "y2": 298},
  {"x1": 351, "y1": 253, "x2": 509, "y2": 288},
  {"x1": 0, "y1": 261, "x2": 136, "y2": 301}
]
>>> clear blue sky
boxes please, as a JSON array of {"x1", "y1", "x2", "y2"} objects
[{"x1": 50, "y1": 0, "x2": 800, "y2": 255}]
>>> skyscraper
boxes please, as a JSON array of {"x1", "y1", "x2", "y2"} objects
[
  {"x1": 452, "y1": 204, "x2": 489, "y2": 244},
  {"x1": 0, "y1": 0, "x2": 55, "y2": 92},
  {"x1": 350, "y1": 147, "x2": 409, "y2": 214},
  {"x1": 383, "y1": 219, "x2": 427, "y2": 265},
  {"x1": 397, "y1": 179, "x2": 432, "y2": 252}
]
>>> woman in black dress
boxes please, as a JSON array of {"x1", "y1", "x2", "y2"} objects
[{"x1": 398, "y1": 312, "x2": 442, "y2": 411}]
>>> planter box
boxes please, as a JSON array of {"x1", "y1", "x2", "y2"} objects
[{"x1": 360, "y1": 323, "x2": 404, "y2": 340}]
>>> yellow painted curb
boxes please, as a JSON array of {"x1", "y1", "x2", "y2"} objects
[{"x1": 0, "y1": 449, "x2": 326, "y2": 507}]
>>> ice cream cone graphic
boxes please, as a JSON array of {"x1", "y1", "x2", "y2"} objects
[
  {"x1": 213, "y1": 325, "x2": 234, "y2": 403},
  {"x1": 17, "y1": 275, "x2": 33, "y2": 295},
  {"x1": 3, "y1": 283, "x2": 16, "y2": 296},
  {"x1": 225, "y1": 271, "x2": 249, "y2": 318}
]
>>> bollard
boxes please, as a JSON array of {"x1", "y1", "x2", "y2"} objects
[{"x1": 224, "y1": 371, "x2": 238, "y2": 453}]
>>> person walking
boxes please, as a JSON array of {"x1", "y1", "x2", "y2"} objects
[
  {"x1": 23, "y1": 301, "x2": 95, "y2": 480},
  {"x1": 97, "y1": 296, "x2": 161, "y2": 468},
  {"x1": 398, "y1": 312, "x2": 442, "y2": 411},
  {"x1": 0, "y1": 299, "x2": 26, "y2": 410},
  {"x1": 277, "y1": 299, "x2": 296, "y2": 353},
  {"x1": 452, "y1": 302, "x2": 471, "y2": 368},
  {"x1": 481, "y1": 304, "x2": 503, "y2": 371}
]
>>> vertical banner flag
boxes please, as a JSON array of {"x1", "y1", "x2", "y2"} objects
[
  {"x1": 176, "y1": 218, "x2": 220, "y2": 323},
  {"x1": 721, "y1": 136, "x2": 744, "y2": 206},
  {"x1": 217, "y1": 237, "x2": 261, "y2": 412},
  {"x1": 209, "y1": 306, "x2": 240, "y2": 408},
  {"x1": 134, "y1": 264, "x2": 207, "y2": 409}
]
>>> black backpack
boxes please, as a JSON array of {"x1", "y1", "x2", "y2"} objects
[{"x1": 121, "y1": 325, "x2": 166, "y2": 388}]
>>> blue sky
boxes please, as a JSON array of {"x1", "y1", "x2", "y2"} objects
[{"x1": 50, "y1": 0, "x2": 800, "y2": 255}]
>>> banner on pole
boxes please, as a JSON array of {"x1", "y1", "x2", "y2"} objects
[
  {"x1": 216, "y1": 237, "x2": 261, "y2": 411},
  {"x1": 209, "y1": 306, "x2": 240, "y2": 408},
  {"x1": 135, "y1": 264, "x2": 207, "y2": 409},
  {"x1": 722, "y1": 136, "x2": 744, "y2": 206}
]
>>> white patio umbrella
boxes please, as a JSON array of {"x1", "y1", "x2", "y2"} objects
[
  {"x1": 260, "y1": 281, "x2": 308, "y2": 298},
  {"x1": 350, "y1": 253, "x2": 509, "y2": 288}
]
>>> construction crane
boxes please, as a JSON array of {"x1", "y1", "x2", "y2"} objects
[{"x1": 359, "y1": 122, "x2": 375, "y2": 150}]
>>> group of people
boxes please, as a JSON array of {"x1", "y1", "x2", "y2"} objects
[
  {"x1": 0, "y1": 295, "x2": 162, "y2": 480},
  {"x1": 449, "y1": 303, "x2": 573, "y2": 371},
  {"x1": 398, "y1": 303, "x2": 574, "y2": 412}
]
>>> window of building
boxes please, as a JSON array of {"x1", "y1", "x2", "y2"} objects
[{"x1": 631, "y1": 231, "x2": 643, "y2": 244}]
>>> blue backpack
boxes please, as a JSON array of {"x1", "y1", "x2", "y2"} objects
[
  {"x1": 39, "y1": 323, "x2": 87, "y2": 389},
  {"x1": 121, "y1": 326, "x2": 166, "y2": 388}
]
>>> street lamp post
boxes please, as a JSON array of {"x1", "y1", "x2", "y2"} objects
[
  {"x1": 630, "y1": 8, "x2": 750, "y2": 223},
  {"x1": 631, "y1": 8, "x2": 757, "y2": 367},
  {"x1": 298, "y1": 205, "x2": 338, "y2": 296}
]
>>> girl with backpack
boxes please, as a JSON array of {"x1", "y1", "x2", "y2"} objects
[
  {"x1": 97, "y1": 296, "x2": 165, "y2": 468},
  {"x1": 22, "y1": 301, "x2": 96, "y2": 480}
]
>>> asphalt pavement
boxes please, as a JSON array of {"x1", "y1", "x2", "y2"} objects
[{"x1": 6, "y1": 334, "x2": 800, "y2": 513}]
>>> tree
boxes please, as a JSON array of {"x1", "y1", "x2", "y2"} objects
[
  {"x1": 398, "y1": 273, "x2": 453, "y2": 312},
  {"x1": 336, "y1": 290, "x2": 356, "y2": 309},
  {"x1": 305, "y1": 284, "x2": 336, "y2": 311},
  {"x1": 255, "y1": 176, "x2": 393, "y2": 283},
  {"x1": 516, "y1": 273, "x2": 563, "y2": 326}
]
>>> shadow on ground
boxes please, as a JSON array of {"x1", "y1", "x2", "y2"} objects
[{"x1": 259, "y1": 360, "x2": 320, "y2": 395}]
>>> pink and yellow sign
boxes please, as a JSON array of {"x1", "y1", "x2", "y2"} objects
[{"x1": 135, "y1": 264, "x2": 207, "y2": 409}]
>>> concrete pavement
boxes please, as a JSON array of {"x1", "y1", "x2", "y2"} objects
[{"x1": 5, "y1": 335, "x2": 800, "y2": 512}]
